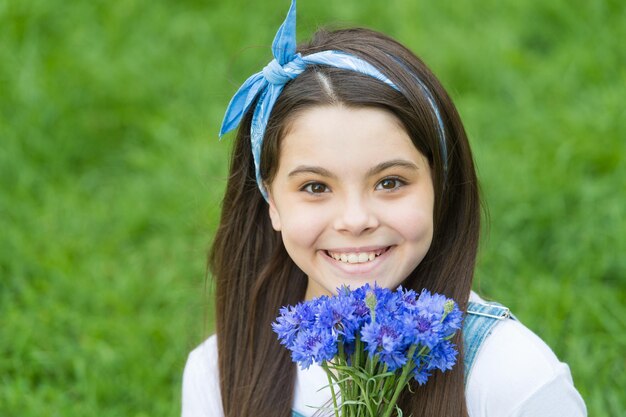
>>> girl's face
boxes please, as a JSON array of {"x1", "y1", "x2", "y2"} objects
[{"x1": 267, "y1": 106, "x2": 434, "y2": 300}]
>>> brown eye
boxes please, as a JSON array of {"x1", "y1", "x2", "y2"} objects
[
  {"x1": 376, "y1": 177, "x2": 404, "y2": 191},
  {"x1": 303, "y1": 182, "x2": 329, "y2": 194}
]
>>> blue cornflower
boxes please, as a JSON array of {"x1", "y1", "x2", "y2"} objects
[
  {"x1": 425, "y1": 340, "x2": 458, "y2": 372},
  {"x1": 273, "y1": 283, "x2": 462, "y2": 384},
  {"x1": 272, "y1": 301, "x2": 316, "y2": 348},
  {"x1": 344, "y1": 285, "x2": 371, "y2": 323},
  {"x1": 398, "y1": 286, "x2": 419, "y2": 309},
  {"x1": 441, "y1": 302, "x2": 463, "y2": 338},
  {"x1": 291, "y1": 326, "x2": 338, "y2": 369},
  {"x1": 361, "y1": 320, "x2": 408, "y2": 371},
  {"x1": 416, "y1": 289, "x2": 447, "y2": 322},
  {"x1": 318, "y1": 293, "x2": 360, "y2": 342},
  {"x1": 336, "y1": 285, "x2": 372, "y2": 357},
  {"x1": 411, "y1": 356, "x2": 433, "y2": 385},
  {"x1": 372, "y1": 285, "x2": 403, "y2": 318},
  {"x1": 400, "y1": 310, "x2": 443, "y2": 350}
]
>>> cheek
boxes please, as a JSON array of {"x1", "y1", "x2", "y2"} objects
[
  {"x1": 280, "y1": 207, "x2": 328, "y2": 249},
  {"x1": 390, "y1": 202, "x2": 434, "y2": 245}
]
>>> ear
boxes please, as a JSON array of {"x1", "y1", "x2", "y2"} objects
[{"x1": 266, "y1": 190, "x2": 282, "y2": 231}]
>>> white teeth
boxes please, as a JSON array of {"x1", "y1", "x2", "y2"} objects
[{"x1": 328, "y1": 249, "x2": 386, "y2": 264}]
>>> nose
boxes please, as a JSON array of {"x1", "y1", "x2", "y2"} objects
[{"x1": 333, "y1": 193, "x2": 380, "y2": 235}]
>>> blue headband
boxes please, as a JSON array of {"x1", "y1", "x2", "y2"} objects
[{"x1": 219, "y1": 0, "x2": 447, "y2": 201}]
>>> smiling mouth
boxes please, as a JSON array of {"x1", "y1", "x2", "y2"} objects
[{"x1": 324, "y1": 247, "x2": 391, "y2": 264}]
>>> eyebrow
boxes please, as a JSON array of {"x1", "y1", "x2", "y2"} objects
[
  {"x1": 287, "y1": 159, "x2": 419, "y2": 179},
  {"x1": 288, "y1": 165, "x2": 337, "y2": 179},
  {"x1": 366, "y1": 159, "x2": 420, "y2": 177}
]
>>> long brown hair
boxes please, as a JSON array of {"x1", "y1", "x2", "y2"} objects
[{"x1": 210, "y1": 28, "x2": 479, "y2": 417}]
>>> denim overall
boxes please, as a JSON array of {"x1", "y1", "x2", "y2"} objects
[{"x1": 291, "y1": 301, "x2": 514, "y2": 417}]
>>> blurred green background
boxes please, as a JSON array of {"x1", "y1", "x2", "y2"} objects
[{"x1": 1, "y1": 0, "x2": 624, "y2": 415}]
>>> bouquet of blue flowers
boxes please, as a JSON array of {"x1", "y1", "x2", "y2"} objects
[{"x1": 272, "y1": 284, "x2": 463, "y2": 417}]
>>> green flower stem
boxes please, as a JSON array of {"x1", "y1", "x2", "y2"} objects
[
  {"x1": 365, "y1": 355, "x2": 378, "y2": 375},
  {"x1": 381, "y1": 345, "x2": 418, "y2": 417},
  {"x1": 337, "y1": 343, "x2": 347, "y2": 416},
  {"x1": 365, "y1": 355, "x2": 382, "y2": 417},
  {"x1": 376, "y1": 363, "x2": 389, "y2": 393},
  {"x1": 355, "y1": 336, "x2": 362, "y2": 370},
  {"x1": 353, "y1": 337, "x2": 361, "y2": 412},
  {"x1": 352, "y1": 374, "x2": 376, "y2": 417},
  {"x1": 322, "y1": 362, "x2": 340, "y2": 417},
  {"x1": 381, "y1": 374, "x2": 395, "y2": 407}
]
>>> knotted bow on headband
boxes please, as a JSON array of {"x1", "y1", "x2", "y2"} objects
[{"x1": 219, "y1": 0, "x2": 447, "y2": 201}]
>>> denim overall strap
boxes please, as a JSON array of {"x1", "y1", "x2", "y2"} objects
[{"x1": 463, "y1": 301, "x2": 514, "y2": 384}]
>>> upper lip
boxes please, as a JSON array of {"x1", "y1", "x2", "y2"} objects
[{"x1": 323, "y1": 245, "x2": 391, "y2": 253}]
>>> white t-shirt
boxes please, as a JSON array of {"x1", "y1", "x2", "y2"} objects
[{"x1": 182, "y1": 292, "x2": 587, "y2": 417}]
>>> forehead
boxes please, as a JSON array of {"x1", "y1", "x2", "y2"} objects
[{"x1": 278, "y1": 105, "x2": 424, "y2": 171}]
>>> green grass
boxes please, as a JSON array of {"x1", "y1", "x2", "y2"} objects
[{"x1": 1, "y1": 0, "x2": 624, "y2": 416}]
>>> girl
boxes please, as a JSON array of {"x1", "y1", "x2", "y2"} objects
[{"x1": 182, "y1": 1, "x2": 586, "y2": 416}]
